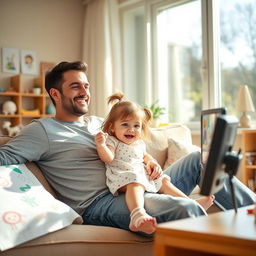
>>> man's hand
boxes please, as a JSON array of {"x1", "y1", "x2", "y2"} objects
[
  {"x1": 146, "y1": 160, "x2": 163, "y2": 180},
  {"x1": 95, "y1": 131, "x2": 108, "y2": 146}
]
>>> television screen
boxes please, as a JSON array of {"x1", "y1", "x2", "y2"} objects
[{"x1": 200, "y1": 114, "x2": 238, "y2": 196}]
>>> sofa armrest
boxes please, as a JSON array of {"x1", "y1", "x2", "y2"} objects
[{"x1": 0, "y1": 135, "x2": 13, "y2": 145}]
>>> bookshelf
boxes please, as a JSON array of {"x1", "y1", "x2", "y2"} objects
[
  {"x1": 241, "y1": 129, "x2": 256, "y2": 191},
  {"x1": 0, "y1": 75, "x2": 54, "y2": 128}
]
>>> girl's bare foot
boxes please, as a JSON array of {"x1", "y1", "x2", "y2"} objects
[
  {"x1": 196, "y1": 195, "x2": 215, "y2": 210},
  {"x1": 129, "y1": 207, "x2": 157, "y2": 234}
]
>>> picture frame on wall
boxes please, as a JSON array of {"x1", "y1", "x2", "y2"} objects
[
  {"x1": 21, "y1": 49, "x2": 37, "y2": 75},
  {"x1": 1, "y1": 47, "x2": 20, "y2": 74},
  {"x1": 40, "y1": 62, "x2": 55, "y2": 77}
]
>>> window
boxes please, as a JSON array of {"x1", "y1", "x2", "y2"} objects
[
  {"x1": 120, "y1": 0, "x2": 256, "y2": 127},
  {"x1": 219, "y1": 0, "x2": 256, "y2": 121},
  {"x1": 155, "y1": 1, "x2": 202, "y2": 123},
  {"x1": 121, "y1": 5, "x2": 146, "y2": 106}
]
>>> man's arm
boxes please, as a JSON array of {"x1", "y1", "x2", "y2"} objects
[{"x1": 0, "y1": 121, "x2": 49, "y2": 165}]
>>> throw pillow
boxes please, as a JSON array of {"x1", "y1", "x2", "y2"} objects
[
  {"x1": 146, "y1": 124, "x2": 192, "y2": 168},
  {"x1": 163, "y1": 138, "x2": 200, "y2": 170},
  {"x1": 0, "y1": 164, "x2": 82, "y2": 251}
]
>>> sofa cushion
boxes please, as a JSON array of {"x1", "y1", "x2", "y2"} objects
[
  {"x1": 0, "y1": 225, "x2": 153, "y2": 256},
  {"x1": 163, "y1": 137, "x2": 200, "y2": 170},
  {"x1": 146, "y1": 124, "x2": 192, "y2": 168},
  {"x1": 0, "y1": 164, "x2": 82, "y2": 251}
]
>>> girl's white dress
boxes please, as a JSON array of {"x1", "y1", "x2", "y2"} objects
[{"x1": 105, "y1": 136, "x2": 168, "y2": 195}]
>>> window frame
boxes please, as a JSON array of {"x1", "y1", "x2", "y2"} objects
[{"x1": 119, "y1": 0, "x2": 222, "y2": 128}]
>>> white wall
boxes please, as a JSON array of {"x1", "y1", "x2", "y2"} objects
[
  {"x1": 0, "y1": 0, "x2": 85, "y2": 133},
  {"x1": 0, "y1": 0, "x2": 84, "y2": 84}
]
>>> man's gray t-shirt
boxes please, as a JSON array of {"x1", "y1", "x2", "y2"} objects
[{"x1": 0, "y1": 116, "x2": 109, "y2": 215}]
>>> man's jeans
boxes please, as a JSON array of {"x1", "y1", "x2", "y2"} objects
[{"x1": 83, "y1": 151, "x2": 255, "y2": 233}]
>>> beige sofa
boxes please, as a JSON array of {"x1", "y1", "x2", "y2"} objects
[{"x1": 0, "y1": 123, "x2": 219, "y2": 256}]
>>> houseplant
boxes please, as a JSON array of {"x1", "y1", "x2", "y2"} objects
[
  {"x1": 33, "y1": 84, "x2": 41, "y2": 94},
  {"x1": 146, "y1": 100, "x2": 165, "y2": 127}
]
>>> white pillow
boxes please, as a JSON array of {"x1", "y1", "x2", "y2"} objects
[
  {"x1": 163, "y1": 138, "x2": 200, "y2": 170},
  {"x1": 0, "y1": 164, "x2": 82, "y2": 251},
  {"x1": 146, "y1": 124, "x2": 192, "y2": 168}
]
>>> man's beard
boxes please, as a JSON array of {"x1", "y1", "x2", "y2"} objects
[{"x1": 61, "y1": 94, "x2": 89, "y2": 116}]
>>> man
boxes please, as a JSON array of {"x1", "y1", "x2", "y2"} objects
[{"x1": 0, "y1": 61, "x2": 254, "y2": 235}]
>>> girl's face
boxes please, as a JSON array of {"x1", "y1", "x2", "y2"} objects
[{"x1": 111, "y1": 115, "x2": 143, "y2": 145}]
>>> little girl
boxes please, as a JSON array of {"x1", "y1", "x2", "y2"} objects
[{"x1": 95, "y1": 93, "x2": 214, "y2": 234}]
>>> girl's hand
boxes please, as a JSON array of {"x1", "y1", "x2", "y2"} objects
[
  {"x1": 95, "y1": 131, "x2": 108, "y2": 146},
  {"x1": 146, "y1": 160, "x2": 163, "y2": 180}
]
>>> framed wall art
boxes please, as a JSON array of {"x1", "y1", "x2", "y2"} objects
[
  {"x1": 21, "y1": 49, "x2": 37, "y2": 75},
  {"x1": 1, "y1": 48, "x2": 20, "y2": 74}
]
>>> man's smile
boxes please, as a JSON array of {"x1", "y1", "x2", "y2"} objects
[{"x1": 74, "y1": 96, "x2": 89, "y2": 104}]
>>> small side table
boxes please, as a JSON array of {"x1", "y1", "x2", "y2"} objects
[{"x1": 154, "y1": 205, "x2": 256, "y2": 256}]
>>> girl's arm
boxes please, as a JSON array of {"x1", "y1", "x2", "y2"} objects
[
  {"x1": 95, "y1": 132, "x2": 115, "y2": 163},
  {"x1": 144, "y1": 153, "x2": 163, "y2": 180}
]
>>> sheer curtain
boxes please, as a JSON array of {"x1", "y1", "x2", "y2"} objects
[{"x1": 82, "y1": 0, "x2": 122, "y2": 118}]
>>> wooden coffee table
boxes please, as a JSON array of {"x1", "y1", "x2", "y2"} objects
[{"x1": 154, "y1": 205, "x2": 256, "y2": 256}]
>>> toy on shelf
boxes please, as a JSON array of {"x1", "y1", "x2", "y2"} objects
[
  {"x1": 2, "y1": 121, "x2": 22, "y2": 136},
  {"x1": 2, "y1": 100, "x2": 17, "y2": 115},
  {"x1": 21, "y1": 109, "x2": 40, "y2": 115},
  {"x1": 46, "y1": 104, "x2": 55, "y2": 115},
  {"x1": 4, "y1": 87, "x2": 17, "y2": 93}
]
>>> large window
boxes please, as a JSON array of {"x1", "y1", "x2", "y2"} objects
[
  {"x1": 121, "y1": 5, "x2": 146, "y2": 106},
  {"x1": 219, "y1": 0, "x2": 256, "y2": 121},
  {"x1": 155, "y1": 1, "x2": 202, "y2": 123},
  {"x1": 120, "y1": 0, "x2": 256, "y2": 127}
]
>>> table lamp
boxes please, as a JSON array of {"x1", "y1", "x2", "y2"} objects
[{"x1": 236, "y1": 85, "x2": 255, "y2": 128}]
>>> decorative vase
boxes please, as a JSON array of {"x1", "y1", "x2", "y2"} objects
[{"x1": 33, "y1": 88, "x2": 41, "y2": 95}]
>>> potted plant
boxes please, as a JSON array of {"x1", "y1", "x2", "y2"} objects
[
  {"x1": 33, "y1": 84, "x2": 41, "y2": 95},
  {"x1": 146, "y1": 100, "x2": 165, "y2": 127}
]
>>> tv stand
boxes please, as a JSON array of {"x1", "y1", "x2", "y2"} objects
[{"x1": 224, "y1": 150, "x2": 242, "y2": 213}]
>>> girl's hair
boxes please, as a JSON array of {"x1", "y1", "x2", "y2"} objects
[{"x1": 102, "y1": 92, "x2": 152, "y2": 138}]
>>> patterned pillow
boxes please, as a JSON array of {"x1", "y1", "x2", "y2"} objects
[
  {"x1": 163, "y1": 138, "x2": 200, "y2": 170},
  {"x1": 0, "y1": 164, "x2": 82, "y2": 251}
]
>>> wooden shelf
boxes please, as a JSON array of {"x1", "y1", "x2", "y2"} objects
[
  {"x1": 0, "y1": 114, "x2": 20, "y2": 118},
  {"x1": 241, "y1": 129, "x2": 256, "y2": 191},
  {"x1": 21, "y1": 93, "x2": 44, "y2": 97},
  {"x1": 0, "y1": 74, "x2": 55, "y2": 127},
  {"x1": 0, "y1": 92, "x2": 19, "y2": 96},
  {"x1": 245, "y1": 165, "x2": 256, "y2": 169}
]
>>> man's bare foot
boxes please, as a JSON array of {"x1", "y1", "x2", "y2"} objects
[
  {"x1": 196, "y1": 195, "x2": 215, "y2": 210},
  {"x1": 129, "y1": 207, "x2": 157, "y2": 234}
]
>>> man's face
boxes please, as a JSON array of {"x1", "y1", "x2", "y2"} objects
[{"x1": 59, "y1": 70, "x2": 90, "y2": 116}]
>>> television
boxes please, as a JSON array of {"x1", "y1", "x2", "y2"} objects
[
  {"x1": 200, "y1": 114, "x2": 240, "y2": 199},
  {"x1": 201, "y1": 108, "x2": 226, "y2": 165}
]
